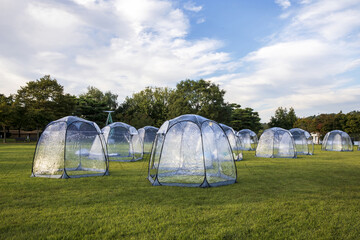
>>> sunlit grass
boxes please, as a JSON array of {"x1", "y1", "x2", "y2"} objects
[{"x1": 0, "y1": 144, "x2": 359, "y2": 239}]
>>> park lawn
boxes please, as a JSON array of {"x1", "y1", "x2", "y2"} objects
[{"x1": 0, "y1": 144, "x2": 359, "y2": 239}]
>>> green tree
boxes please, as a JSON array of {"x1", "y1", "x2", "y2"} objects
[
  {"x1": 343, "y1": 111, "x2": 360, "y2": 140},
  {"x1": 115, "y1": 87, "x2": 172, "y2": 128},
  {"x1": 284, "y1": 111, "x2": 360, "y2": 140},
  {"x1": 268, "y1": 107, "x2": 298, "y2": 129},
  {"x1": 315, "y1": 114, "x2": 336, "y2": 136},
  {"x1": 11, "y1": 95, "x2": 28, "y2": 138},
  {"x1": 287, "y1": 107, "x2": 297, "y2": 128},
  {"x1": 229, "y1": 104, "x2": 262, "y2": 132},
  {"x1": 168, "y1": 79, "x2": 232, "y2": 123},
  {"x1": 16, "y1": 75, "x2": 76, "y2": 139},
  {"x1": 74, "y1": 96, "x2": 108, "y2": 128},
  {"x1": 80, "y1": 86, "x2": 118, "y2": 110},
  {"x1": 293, "y1": 116, "x2": 316, "y2": 133},
  {"x1": 0, "y1": 94, "x2": 13, "y2": 143}
]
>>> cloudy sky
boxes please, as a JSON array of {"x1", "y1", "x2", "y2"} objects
[{"x1": 1, "y1": 0, "x2": 360, "y2": 121}]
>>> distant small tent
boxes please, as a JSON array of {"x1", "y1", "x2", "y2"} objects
[
  {"x1": 238, "y1": 129, "x2": 258, "y2": 151},
  {"x1": 219, "y1": 123, "x2": 243, "y2": 161},
  {"x1": 290, "y1": 128, "x2": 314, "y2": 155},
  {"x1": 322, "y1": 130, "x2": 353, "y2": 152},
  {"x1": 148, "y1": 114, "x2": 237, "y2": 187},
  {"x1": 31, "y1": 116, "x2": 109, "y2": 178},
  {"x1": 101, "y1": 122, "x2": 143, "y2": 161},
  {"x1": 138, "y1": 126, "x2": 159, "y2": 154},
  {"x1": 256, "y1": 127, "x2": 296, "y2": 158}
]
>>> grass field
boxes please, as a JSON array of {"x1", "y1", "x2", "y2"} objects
[{"x1": 0, "y1": 144, "x2": 360, "y2": 239}]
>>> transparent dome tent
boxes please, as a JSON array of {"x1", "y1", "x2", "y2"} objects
[
  {"x1": 237, "y1": 129, "x2": 258, "y2": 151},
  {"x1": 148, "y1": 114, "x2": 237, "y2": 187},
  {"x1": 256, "y1": 127, "x2": 296, "y2": 158},
  {"x1": 98, "y1": 122, "x2": 143, "y2": 161},
  {"x1": 219, "y1": 123, "x2": 243, "y2": 161},
  {"x1": 138, "y1": 126, "x2": 159, "y2": 154},
  {"x1": 31, "y1": 116, "x2": 109, "y2": 178},
  {"x1": 322, "y1": 130, "x2": 353, "y2": 152},
  {"x1": 289, "y1": 128, "x2": 314, "y2": 155}
]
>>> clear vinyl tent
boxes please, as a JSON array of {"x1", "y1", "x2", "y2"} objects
[
  {"x1": 289, "y1": 128, "x2": 314, "y2": 155},
  {"x1": 321, "y1": 130, "x2": 353, "y2": 151},
  {"x1": 148, "y1": 114, "x2": 237, "y2": 187},
  {"x1": 256, "y1": 127, "x2": 297, "y2": 158},
  {"x1": 138, "y1": 126, "x2": 159, "y2": 154},
  {"x1": 219, "y1": 123, "x2": 243, "y2": 161},
  {"x1": 31, "y1": 116, "x2": 109, "y2": 178},
  {"x1": 237, "y1": 129, "x2": 258, "y2": 151},
  {"x1": 100, "y1": 122, "x2": 143, "y2": 161}
]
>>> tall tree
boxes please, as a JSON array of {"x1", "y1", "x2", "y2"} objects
[
  {"x1": 0, "y1": 94, "x2": 13, "y2": 143},
  {"x1": 74, "y1": 96, "x2": 108, "y2": 128},
  {"x1": 168, "y1": 79, "x2": 232, "y2": 123},
  {"x1": 229, "y1": 104, "x2": 262, "y2": 132},
  {"x1": 11, "y1": 94, "x2": 28, "y2": 138},
  {"x1": 287, "y1": 107, "x2": 297, "y2": 128},
  {"x1": 344, "y1": 111, "x2": 360, "y2": 139},
  {"x1": 268, "y1": 107, "x2": 298, "y2": 129},
  {"x1": 16, "y1": 75, "x2": 76, "y2": 138},
  {"x1": 293, "y1": 116, "x2": 316, "y2": 133},
  {"x1": 115, "y1": 87, "x2": 172, "y2": 128},
  {"x1": 80, "y1": 86, "x2": 118, "y2": 110}
]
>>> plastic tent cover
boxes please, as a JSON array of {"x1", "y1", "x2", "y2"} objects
[
  {"x1": 289, "y1": 128, "x2": 314, "y2": 155},
  {"x1": 138, "y1": 126, "x2": 159, "y2": 154},
  {"x1": 97, "y1": 122, "x2": 143, "y2": 161},
  {"x1": 219, "y1": 123, "x2": 243, "y2": 161},
  {"x1": 32, "y1": 116, "x2": 108, "y2": 178},
  {"x1": 238, "y1": 129, "x2": 258, "y2": 151},
  {"x1": 321, "y1": 130, "x2": 353, "y2": 151},
  {"x1": 148, "y1": 114, "x2": 237, "y2": 187},
  {"x1": 256, "y1": 127, "x2": 296, "y2": 158}
]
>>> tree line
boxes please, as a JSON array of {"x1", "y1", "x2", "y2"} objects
[
  {"x1": 267, "y1": 107, "x2": 360, "y2": 140},
  {"x1": 293, "y1": 111, "x2": 360, "y2": 139},
  {"x1": 0, "y1": 75, "x2": 262, "y2": 143},
  {"x1": 1, "y1": 75, "x2": 359, "y2": 143}
]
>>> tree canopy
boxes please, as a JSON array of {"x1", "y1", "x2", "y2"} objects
[
  {"x1": 15, "y1": 75, "x2": 76, "y2": 137},
  {"x1": 0, "y1": 94, "x2": 13, "y2": 143},
  {"x1": 294, "y1": 111, "x2": 360, "y2": 139},
  {"x1": 2, "y1": 75, "x2": 360, "y2": 142},
  {"x1": 80, "y1": 86, "x2": 118, "y2": 110},
  {"x1": 229, "y1": 104, "x2": 262, "y2": 132},
  {"x1": 168, "y1": 79, "x2": 232, "y2": 124},
  {"x1": 268, "y1": 107, "x2": 297, "y2": 129},
  {"x1": 115, "y1": 87, "x2": 172, "y2": 128}
]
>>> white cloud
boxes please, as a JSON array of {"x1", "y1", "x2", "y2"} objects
[
  {"x1": 298, "y1": 0, "x2": 312, "y2": 4},
  {"x1": 0, "y1": 0, "x2": 227, "y2": 100},
  {"x1": 183, "y1": 1, "x2": 202, "y2": 12},
  {"x1": 215, "y1": 0, "x2": 360, "y2": 121},
  {"x1": 0, "y1": 57, "x2": 29, "y2": 94},
  {"x1": 275, "y1": 0, "x2": 291, "y2": 9},
  {"x1": 196, "y1": 18, "x2": 205, "y2": 24},
  {"x1": 1, "y1": 0, "x2": 360, "y2": 123}
]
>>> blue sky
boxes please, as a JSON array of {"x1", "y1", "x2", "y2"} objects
[
  {"x1": 0, "y1": 0, "x2": 359, "y2": 122},
  {"x1": 181, "y1": 0, "x2": 284, "y2": 56}
]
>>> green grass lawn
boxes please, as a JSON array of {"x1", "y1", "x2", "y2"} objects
[{"x1": 0, "y1": 144, "x2": 359, "y2": 239}]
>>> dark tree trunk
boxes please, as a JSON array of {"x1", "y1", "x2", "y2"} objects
[{"x1": 2, "y1": 125, "x2": 6, "y2": 144}]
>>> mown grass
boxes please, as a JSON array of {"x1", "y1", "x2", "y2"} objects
[{"x1": 0, "y1": 144, "x2": 359, "y2": 239}]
